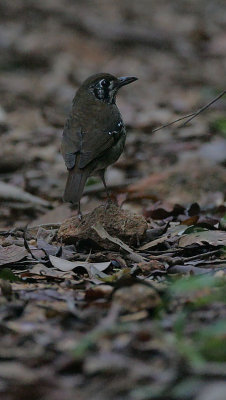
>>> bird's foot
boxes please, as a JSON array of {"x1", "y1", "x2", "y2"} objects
[
  {"x1": 77, "y1": 201, "x2": 83, "y2": 221},
  {"x1": 78, "y1": 212, "x2": 83, "y2": 221},
  {"x1": 78, "y1": 210, "x2": 83, "y2": 221},
  {"x1": 104, "y1": 197, "x2": 115, "y2": 212}
]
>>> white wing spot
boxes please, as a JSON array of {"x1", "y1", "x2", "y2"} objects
[{"x1": 108, "y1": 125, "x2": 122, "y2": 136}]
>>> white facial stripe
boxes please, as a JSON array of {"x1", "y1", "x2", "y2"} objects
[{"x1": 109, "y1": 81, "x2": 114, "y2": 90}]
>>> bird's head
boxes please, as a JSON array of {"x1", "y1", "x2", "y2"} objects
[{"x1": 80, "y1": 73, "x2": 138, "y2": 104}]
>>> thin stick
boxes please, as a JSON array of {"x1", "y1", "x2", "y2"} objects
[
  {"x1": 152, "y1": 90, "x2": 226, "y2": 133},
  {"x1": 178, "y1": 90, "x2": 226, "y2": 128},
  {"x1": 152, "y1": 112, "x2": 196, "y2": 132}
]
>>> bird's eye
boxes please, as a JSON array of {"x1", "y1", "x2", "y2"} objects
[{"x1": 100, "y1": 79, "x2": 110, "y2": 88}]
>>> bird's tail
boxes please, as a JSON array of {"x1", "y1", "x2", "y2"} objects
[{"x1": 63, "y1": 167, "x2": 89, "y2": 204}]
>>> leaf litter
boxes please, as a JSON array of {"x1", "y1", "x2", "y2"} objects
[
  {"x1": 0, "y1": 201, "x2": 225, "y2": 399},
  {"x1": 0, "y1": 1, "x2": 226, "y2": 399}
]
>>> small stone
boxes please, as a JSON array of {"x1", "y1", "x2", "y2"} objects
[
  {"x1": 29, "y1": 239, "x2": 36, "y2": 246},
  {"x1": 58, "y1": 203, "x2": 147, "y2": 250}
]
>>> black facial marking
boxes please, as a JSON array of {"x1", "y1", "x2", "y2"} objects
[
  {"x1": 100, "y1": 79, "x2": 110, "y2": 88},
  {"x1": 93, "y1": 79, "x2": 115, "y2": 103}
]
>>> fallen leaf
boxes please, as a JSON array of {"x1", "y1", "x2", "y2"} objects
[
  {"x1": 49, "y1": 255, "x2": 111, "y2": 272},
  {"x1": 139, "y1": 224, "x2": 187, "y2": 250},
  {"x1": 180, "y1": 216, "x2": 199, "y2": 226},
  {"x1": 0, "y1": 244, "x2": 27, "y2": 266},
  {"x1": 28, "y1": 263, "x2": 68, "y2": 279},
  {"x1": 179, "y1": 231, "x2": 226, "y2": 247},
  {"x1": 183, "y1": 226, "x2": 207, "y2": 234},
  {"x1": 147, "y1": 203, "x2": 186, "y2": 220},
  {"x1": 139, "y1": 235, "x2": 168, "y2": 250},
  {"x1": 188, "y1": 203, "x2": 201, "y2": 216},
  {"x1": 92, "y1": 223, "x2": 144, "y2": 262},
  {"x1": 37, "y1": 238, "x2": 59, "y2": 256}
]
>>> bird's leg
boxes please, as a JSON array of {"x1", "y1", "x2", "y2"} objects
[
  {"x1": 99, "y1": 170, "x2": 110, "y2": 200},
  {"x1": 99, "y1": 170, "x2": 112, "y2": 210},
  {"x1": 77, "y1": 201, "x2": 83, "y2": 220}
]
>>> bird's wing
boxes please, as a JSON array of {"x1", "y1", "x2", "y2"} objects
[
  {"x1": 62, "y1": 111, "x2": 124, "y2": 170},
  {"x1": 61, "y1": 115, "x2": 82, "y2": 170},
  {"x1": 79, "y1": 122, "x2": 124, "y2": 169}
]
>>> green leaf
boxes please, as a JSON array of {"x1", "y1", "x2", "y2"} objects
[
  {"x1": 183, "y1": 226, "x2": 207, "y2": 234},
  {"x1": 219, "y1": 214, "x2": 226, "y2": 231},
  {"x1": 197, "y1": 320, "x2": 226, "y2": 338},
  {"x1": 221, "y1": 246, "x2": 226, "y2": 259},
  {"x1": 86, "y1": 177, "x2": 100, "y2": 186},
  {"x1": 0, "y1": 268, "x2": 20, "y2": 282},
  {"x1": 211, "y1": 117, "x2": 226, "y2": 137},
  {"x1": 172, "y1": 378, "x2": 203, "y2": 399},
  {"x1": 169, "y1": 275, "x2": 216, "y2": 296},
  {"x1": 195, "y1": 321, "x2": 226, "y2": 362}
]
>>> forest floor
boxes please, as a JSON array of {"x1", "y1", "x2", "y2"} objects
[{"x1": 0, "y1": 1, "x2": 226, "y2": 399}]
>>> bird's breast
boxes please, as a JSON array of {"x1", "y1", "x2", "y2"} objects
[
  {"x1": 94, "y1": 129, "x2": 126, "y2": 172},
  {"x1": 76, "y1": 95, "x2": 122, "y2": 131}
]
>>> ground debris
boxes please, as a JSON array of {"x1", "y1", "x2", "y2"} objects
[
  {"x1": 0, "y1": 0, "x2": 226, "y2": 399},
  {"x1": 58, "y1": 202, "x2": 148, "y2": 250}
]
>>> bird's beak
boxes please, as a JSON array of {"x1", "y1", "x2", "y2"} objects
[{"x1": 117, "y1": 76, "x2": 138, "y2": 88}]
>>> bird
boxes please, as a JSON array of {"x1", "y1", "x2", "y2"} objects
[{"x1": 61, "y1": 72, "x2": 138, "y2": 218}]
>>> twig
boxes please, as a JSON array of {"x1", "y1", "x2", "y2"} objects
[
  {"x1": 140, "y1": 249, "x2": 183, "y2": 255},
  {"x1": 22, "y1": 228, "x2": 37, "y2": 261},
  {"x1": 185, "y1": 260, "x2": 226, "y2": 267},
  {"x1": 22, "y1": 228, "x2": 48, "y2": 263},
  {"x1": 183, "y1": 249, "x2": 220, "y2": 261},
  {"x1": 148, "y1": 249, "x2": 220, "y2": 262},
  {"x1": 152, "y1": 112, "x2": 196, "y2": 133},
  {"x1": 179, "y1": 90, "x2": 226, "y2": 128},
  {"x1": 152, "y1": 90, "x2": 226, "y2": 133}
]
